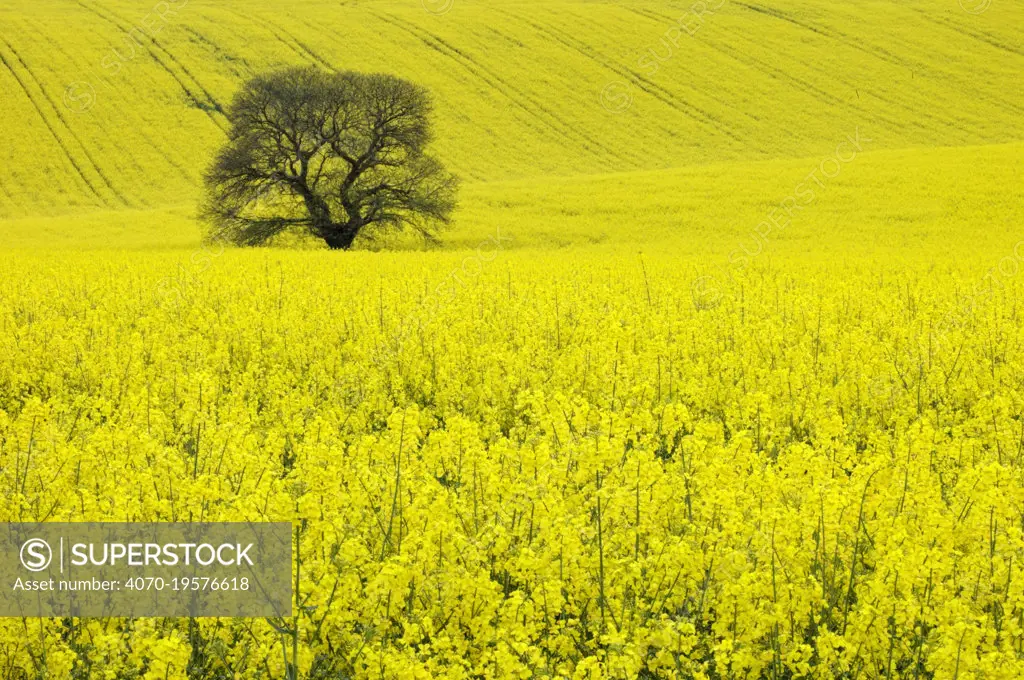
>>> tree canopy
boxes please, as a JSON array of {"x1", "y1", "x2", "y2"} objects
[{"x1": 203, "y1": 67, "x2": 458, "y2": 249}]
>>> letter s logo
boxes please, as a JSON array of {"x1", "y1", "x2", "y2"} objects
[
  {"x1": 63, "y1": 82, "x2": 96, "y2": 114},
  {"x1": 20, "y1": 539, "x2": 52, "y2": 572}
]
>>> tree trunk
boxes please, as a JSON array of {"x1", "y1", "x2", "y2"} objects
[
  {"x1": 322, "y1": 217, "x2": 365, "y2": 250},
  {"x1": 323, "y1": 229, "x2": 357, "y2": 250}
]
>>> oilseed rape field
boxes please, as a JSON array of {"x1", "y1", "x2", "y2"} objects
[{"x1": 1, "y1": 0, "x2": 1023, "y2": 678}]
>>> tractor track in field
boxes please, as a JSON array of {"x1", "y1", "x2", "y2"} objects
[
  {"x1": 735, "y1": 2, "x2": 932, "y2": 77},
  {"x1": 728, "y1": 25, "x2": 984, "y2": 136},
  {"x1": 182, "y1": 25, "x2": 256, "y2": 78},
  {"x1": 622, "y1": 6, "x2": 674, "y2": 26},
  {"x1": 375, "y1": 10, "x2": 618, "y2": 161},
  {"x1": 739, "y1": 2, "x2": 1024, "y2": 122},
  {"x1": 0, "y1": 174, "x2": 15, "y2": 207},
  {"x1": 632, "y1": 5, "x2": 947, "y2": 140},
  {"x1": 371, "y1": 11, "x2": 562, "y2": 147},
  {"x1": 469, "y1": 10, "x2": 657, "y2": 165},
  {"x1": 495, "y1": 16, "x2": 660, "y2": 165},
  {"x1": 292, "y1": 17, "x2": 343, "y2": 69},
  {"x1": 906, "y1": 9, "x2": 1024, "y2": 118},
  {"x1": 505, "y1": 7, "x2": 749, "y2": 147},
  {"x1": 0, "y1": 37, "x2": 119, "y2": 208},
  {"x1": 27, "y1": 18, "x2": 192, "y2": 190},
  {"x1": 373, "y1": 10, "x2": 635, "y2": 168},
  {"x1": 558, "y1": 8, "x2": 753, "y2": 139},
  {"x1": 75, "y1": 0, "x2": 229, "y2": 134},
  {"x1": 912, "y1": 10, "x2": 1024, "y2": 58},
  {"x1": 223, "y1": 7, "x2": 334, "y2": 71},
  {"x1": 696, "y1": 21, "x2": 943, "y2": 137},
  {"x1": 566, "y1": 8, "x2": 766, "y2": 131},
  {"x1": 938, "y1": 21, "x2": 1023, "y2": 59}
]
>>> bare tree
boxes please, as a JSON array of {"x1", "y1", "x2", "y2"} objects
[{"x1": 203, "y1": 67, "x2": 458, "y2": 249}]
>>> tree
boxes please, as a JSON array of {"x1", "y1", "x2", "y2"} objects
[{"x1": 202, "y1": 66, "x2": 458, "y2": 249}]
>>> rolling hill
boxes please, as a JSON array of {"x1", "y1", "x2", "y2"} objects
[{"x1": 0, "y1": 0, "x2": 1021, "y2": 248}]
